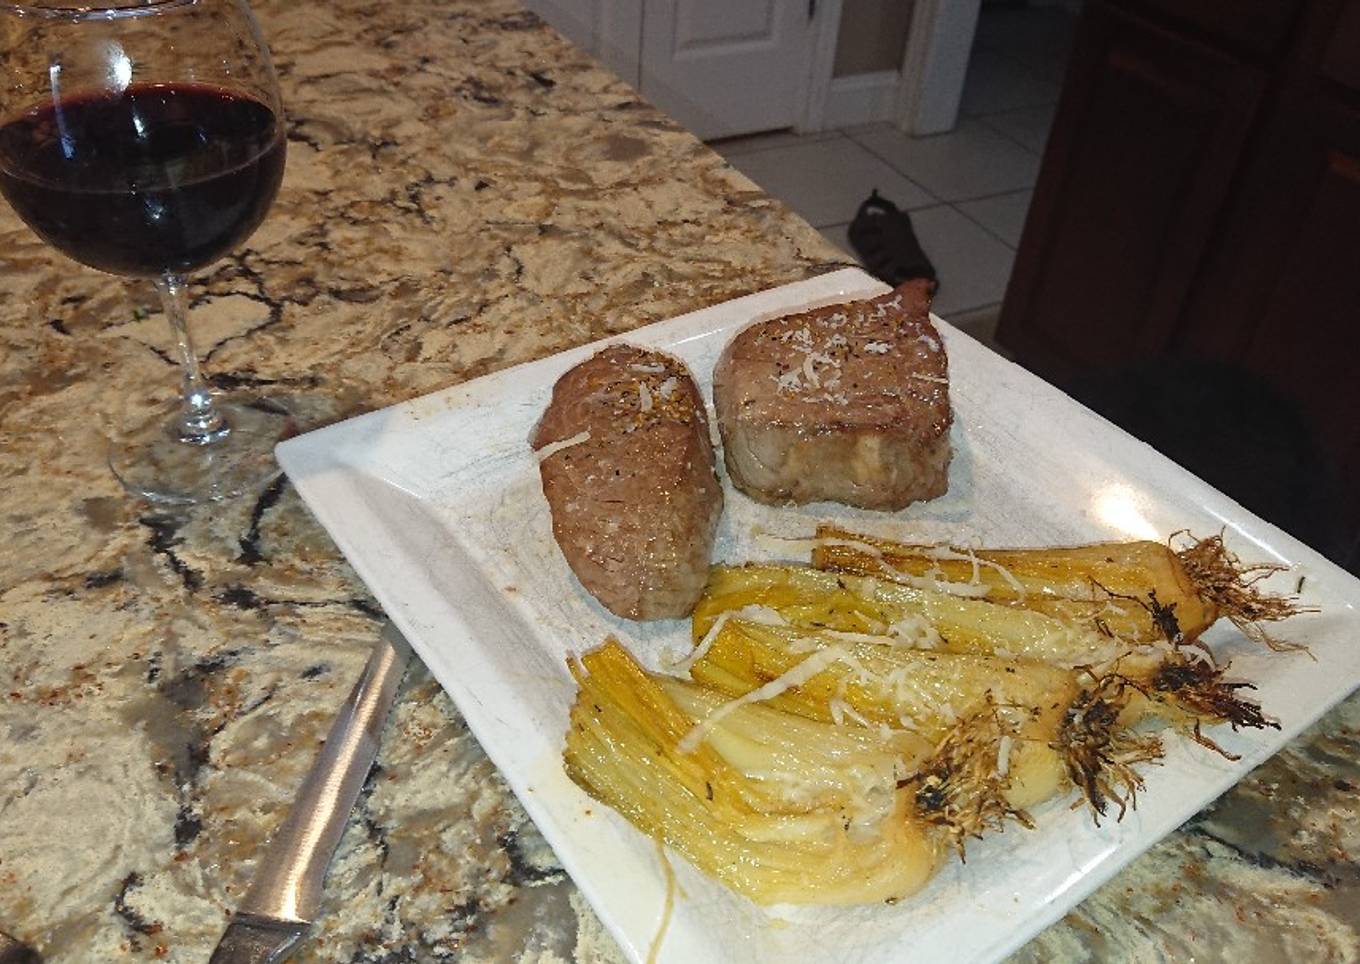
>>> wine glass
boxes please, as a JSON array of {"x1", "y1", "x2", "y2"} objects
[{"x1": 0, "y1": 0, "x2": 290, "y2": 504}]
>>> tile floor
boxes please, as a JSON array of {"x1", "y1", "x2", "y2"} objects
[{"x1": 710, "y1": 4, "x2": 1076, "y2": 349}]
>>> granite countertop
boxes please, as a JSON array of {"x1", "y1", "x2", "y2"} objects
[{"x1": 0, "y1": 1, "x2": 1356, "y2": 961}]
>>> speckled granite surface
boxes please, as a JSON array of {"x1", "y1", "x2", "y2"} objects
[{"x1": 0, "y1": 2, "x2": 1356, "y2": 962}]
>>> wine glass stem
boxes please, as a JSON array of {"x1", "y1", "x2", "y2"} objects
[{"x1": 155, "y1": 273, "x2": 230, "y2": 446}]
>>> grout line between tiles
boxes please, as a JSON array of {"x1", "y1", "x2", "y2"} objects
[
  {"x1": 962, "y1": 99, "x2": 1058, "y2": 125},
  {"x1": 840, "y1": 134, "x2": 941, "y2": 207},
  {"x1": 946, "y1": 301, "x2": 1003, "y2": 328},
  {"x1": 948, "y1": 201, "x2": 1020, "y2": 252},
  {"x1": 952, "y1": 185, "x2": 1035, "y2": 205},
  {"x1": 708, "y1": 130, "x2": 846, "y2": 159},
  {"x1": 938, "y1": 299, "x2": 1007, "y2": 323},
  {"x1": 974, "y1": 113, "x2": 1048, "y2": 158},
  {"x1": 850, "y1": 127, "x2": 1040, "y2": 206}
]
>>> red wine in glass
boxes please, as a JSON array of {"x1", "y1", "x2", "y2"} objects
[
  {"x1": 0, "y1": 0, "x2": 293, "y2": 504},
  {"x1": 0, "y1": 82, "x2": 285, "y2": 276}
]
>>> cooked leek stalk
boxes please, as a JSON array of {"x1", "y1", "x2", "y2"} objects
[
  {"x1": 658, "y1": 678, "x2": 932, "y2": 817},
  {"x1": 563, "y1": 639, "x2": 940, "y2": 905},
  {"x1": 688, "y1": 619, "x2": 1081, "y2": 810},
  {"x1": 812, "y1": 525, "x2": 1303, "y2": 648},
  {"x1": 694, "y1": 563, "x2": 1129, "y2": 668},
  {"x1": 688, "y1": 620, "x2": 1071, "y2": 736}
]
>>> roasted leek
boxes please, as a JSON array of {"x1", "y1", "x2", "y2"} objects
[{"x1": 563, "y1": 639, "x2": 940, "y2": 905}]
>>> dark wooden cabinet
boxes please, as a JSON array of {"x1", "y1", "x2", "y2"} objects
[{"x1": 998, "y1": 0, "x2": 1360, "y2": 570}]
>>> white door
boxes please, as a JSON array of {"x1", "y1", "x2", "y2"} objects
[{"x1": 640, "y1": 0, "x2": 817, "y2": 140}]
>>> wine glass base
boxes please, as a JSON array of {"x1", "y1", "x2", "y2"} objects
[{"x1": 109, "y1": 395, "x2": 297, "y2": 505}]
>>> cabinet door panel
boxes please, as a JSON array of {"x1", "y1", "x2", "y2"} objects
[
  {"x1": 1116, "y1": 0, "x2": 1303, "y2": 61},
  {"x1": 1181, "y1": 98, "x2": 1360, "y2": 561},
  {"x1": 997, "y1": 2, "x2": 1265, "y2": 382}
]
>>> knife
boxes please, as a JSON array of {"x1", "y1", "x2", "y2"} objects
[{"x1": 210, "y1": 623, "x2": 412, "y2": 963}]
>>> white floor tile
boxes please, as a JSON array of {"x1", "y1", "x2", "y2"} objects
[
  {"x1": 980, "y1": 104, "x2": 1057, "y2": 155},
  {"x1": 910, "y1": 205, "x2": 1015, "y2": 317},
  {"x1": 957, "y1": 189, "x2": 1033, "y2": 248},
  {"x1": 945, "y1": 303, "x2": 1010, "y2": 356},
  {"x1": 818, "y1": 222, "x2": 858, "y2": 261},
  {"x1": 1013, "y1": 49, "x2": 1073, "y2": 87},
  {"x1": 960, "y1": 50, "x2": 1061, "y2": 117},
  {"x1": 727, "y1": 136, "x2": 934, "y2": 228},
  {"x1": 852, "y1": 120, "x2": 1040, "y2": 203}
]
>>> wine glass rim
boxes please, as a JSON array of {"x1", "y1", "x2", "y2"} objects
[{"x1": 2, "y1": 0, "x2": 197, "y2": 20}]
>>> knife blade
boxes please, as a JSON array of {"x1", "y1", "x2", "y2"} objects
[{"x1": 210, "y1": 623, "x2": 412, "y2": 964}]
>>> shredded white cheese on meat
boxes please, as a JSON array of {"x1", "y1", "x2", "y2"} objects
[
  {"x1": 638, "y1": 380, "x2": 653, "y2": 413},
  {"x1": 801, "y1": 354, "x2": 821, "y2": 389},
  {"x1": 533, "y1": 431, "x2": 591, "y2": 462}
]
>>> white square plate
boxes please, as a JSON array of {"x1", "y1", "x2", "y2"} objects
[{"x1": 276, "y1": 268, "x2": 1360, "y2": 963}]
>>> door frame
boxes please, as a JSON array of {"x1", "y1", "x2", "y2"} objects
[
  {"x1": 800, "y1": 0, "x2": 845, "y2": 132},
  {"x1": 895, "y1": 0, "x2": 981, "y2": 135},
  {"x1": 800, "y1": 0, "x2": 980, "y2": 135}
]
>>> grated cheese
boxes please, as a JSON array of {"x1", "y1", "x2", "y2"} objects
[
  {"x1": 678, "y1": 646, "x2": 849, "y2": 753},
  {"x1": 657, "y1": 376, "x2": 677, "y2": 400},
  {"x1": 801, "y1": 354, "x2": 821, "y2": 389},
  {"x1": 996, "y1": 735, "x2": 1013, "y2": 777},
  {"x1": 863, "y1": 341, "x2": 892, "y2": 354},
  {"x1": 667, "y1": 606, "x2": 788, "y2": 675},
  {"x1": 671, "y1": 612, "x2": 731, "y2": 674},
  {"x1": 637, "y1": 380, "x2": 653, "y2": 413},
  {"x1": 886, "y1": 612, "x2": 943, "y2": 649},
  {"x1": 828, "y1": 695, "x2": 873, "y2": 728},
  {"x1": 919, "y1": 545, "x2": 1027, "y2": 597},
  {"x1": 533, "y1": 430, "x2": 591, "y2": 462},
  {"x1": 749, "y1": 532, "x2": 994, "y2": 598},
  {"x1": 646, "y1": 838, "x2": 676, "y2": 964}
]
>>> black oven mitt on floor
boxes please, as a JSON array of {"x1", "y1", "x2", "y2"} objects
[{"x1": 848, "y1": 189, "x2": 938, "y2": 291}]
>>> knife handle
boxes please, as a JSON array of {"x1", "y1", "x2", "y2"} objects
[
  {"x1": 237, "y1": 624, "x2": 411, "y2": 923},
  {"x1": 0, "y1": 929, "x2": 41, "y2": 964}
]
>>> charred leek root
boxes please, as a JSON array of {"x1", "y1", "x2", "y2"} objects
[
  {"x1": 1172, "y1": 532, "x2": 1310, "y2": 652},
  {"x1": 564, "y1": 639, "x2": 943, "y2": 905},
  {"x1": 1112, "y1": 654, "x2": 1281, "y2": 760},
  {"x1": 810, "y1": 525, "x2": 1305, "y2": 649},
  {"x1": 1056, "y1": 674, "x2": 1163, "y2": 822},
  {"x1": 903, "y1": 694, "x2": 1036, "y2": 858}
]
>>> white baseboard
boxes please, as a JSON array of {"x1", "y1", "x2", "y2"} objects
[{"x1": 822, "y1": 70, "x2": 900, "y2": 129}]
